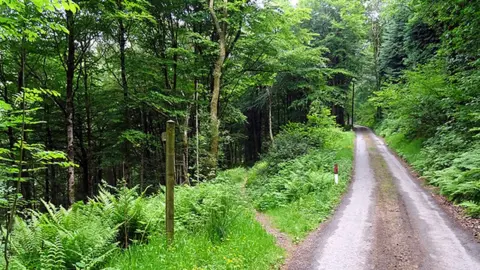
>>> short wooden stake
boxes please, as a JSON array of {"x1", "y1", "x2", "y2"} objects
[
  {"x1": 166, "y1": 120, "x2": 175, "y2": 245},
  {"x1": 334, "y1": 163, "x2": 339, "y2": 185}
]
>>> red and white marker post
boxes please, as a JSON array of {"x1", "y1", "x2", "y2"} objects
[{"x1": 334, "y1": 163, "x2": 339, "y2": 185}]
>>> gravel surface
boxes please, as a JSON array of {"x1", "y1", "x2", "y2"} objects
[
  {"x1": 285, "y1": 127, "x2": 480, "y2": 270},
  {"x1": 366, "y1": 134, "x2": 422, "y2": 269},
  {"x1": 372, "y1": 131, "x2": 480, "y2": 269}
]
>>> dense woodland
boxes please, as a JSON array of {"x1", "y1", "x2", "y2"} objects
[
  {"x1": 0, "y1": 0, "x2": 479, "y2": 269},
  {"x1": 0, "y1": 0, "x2": 366, "y2": 207}
]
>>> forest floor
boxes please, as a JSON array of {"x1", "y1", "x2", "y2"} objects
[{"x1": 282, "y1": 127, "x2": 480, "y2": 270}]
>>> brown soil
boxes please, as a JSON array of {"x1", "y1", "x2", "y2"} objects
[{"x1": 255, "y1": 211, "x2": 295, "y2": 256}]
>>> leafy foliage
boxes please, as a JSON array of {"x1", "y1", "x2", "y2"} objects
[
  {"x1": 39, "y1": 237, "x2": 66, "y2": 270},
  {"x1": 264, "y1": 122, "x2": 324, "y2": 166},
  {"x1": 263, "y1": 106, "x2": 338, "y2": 170}
]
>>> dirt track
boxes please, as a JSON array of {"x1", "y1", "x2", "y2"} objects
[{"x1": 285, "y1": 127, "x2": 480, "y2": 270}]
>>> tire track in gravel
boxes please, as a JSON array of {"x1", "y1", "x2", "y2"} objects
[{"x1": 365, "y1": 134, "x2": 423, "y2": 269}]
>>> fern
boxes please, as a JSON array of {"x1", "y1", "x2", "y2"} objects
[
  {"x1": 9, "y1": 216, "x2": 42, "y2": 268},
  {"x1": 9, "y1": 193, "x2": 119, "y2": 269},
  {"x1": 40, "y1": 238, "x2": 66, "y2": 270},
  {"x1": 459, "y1": 201, "x2": 480, "y2": 217}
]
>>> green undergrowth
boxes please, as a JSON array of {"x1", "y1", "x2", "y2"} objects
[
  {"x1": 2, "y1": 168, "x2": 283, "y2": 269},
  {"x1": 247, "y1": 128, "x2": 355, "y2": 241},
  {"x1": 106, "y1": 212, "x2": 281, "y2": 269},
  {"x1": 106, "y1": 169, "x2": 283, "y2": 269},
  {"x1": 364, "y1": 59, "x2": 480, "y2": 218}
]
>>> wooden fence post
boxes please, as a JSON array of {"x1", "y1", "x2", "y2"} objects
[{"x1": 166, "y1": 120, "x2": 175, "y2": 245}]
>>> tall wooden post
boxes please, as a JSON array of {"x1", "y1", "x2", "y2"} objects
[
  {"x1": 166, "y1": 120, "x2": 175, "y2": 244},
  {"x1": 351, "y1": 80, "x2": 355, "y2": 129}
]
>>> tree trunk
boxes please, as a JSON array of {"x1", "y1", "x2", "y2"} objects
[
  {"x1": 3, "y1": 55, "x2": 15, "y2": 156},
  {"x1": 46, "y1": 123, "x2": 56, "y2": 203},
  {"x1": 1, "y1": 52, "x2": 14, "y2": 154},
  {"x1": 332, "y1": 104, "x2": 345, "y2": 126},
  {"x1": 209, "y1": 44, "x2": 224, "y2": 171},
  {"x1": 267, "y1": 87, "x2": 274, "y2": 144},
  {"x1": 81, "y1": 154, "x2": 89, "y2": 200},
  {"x1": 140, "y1": 108, "x2": 146, "y2": 190},
  {"x1": 66, "y1": 10, "x2": 76, "y2": 206},
  {"x1": 182, "y1": 104, "x2": 190, "y2": 185},
  {"x1": 195, "y1": 80, "x2": 200, "y2": 182},
  {"x1": 140, "y1": 151, "x2": 145, "y2": 189},
  {"x1": 117, "y1": 0, "x2": 130, "y2": 184},
  {"x1": 83, "y1": 58, "x2": 94, "y2": 197},
  {"x1": 371, "y1": 1, "x2": 382, "y2": 121},
  {"x1": 46, "y1": 118, "x2": 57, "y2": 204},
  {"x1": 44, "y1": 105, "x2": 51, "y2": 202},
  {"x1": 170, "y1": 15, "x2": 178, "y2": 91},
  {"x1": 16, "y1": 39, "x2": 33, "y2": 207},
  {"x1": 208, "y1": 0, "x2": 227, "y2": 174},
  {"x1": 372, "y1": 9, "x2": 381, "y2": 92}
]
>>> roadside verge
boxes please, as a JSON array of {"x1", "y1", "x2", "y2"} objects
[{"x1": 246, "y1": 130, "x2": 356, "y2": 267}]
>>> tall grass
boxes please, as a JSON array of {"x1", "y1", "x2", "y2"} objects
[
  {"x1": 105, "y1": 168, "x2": 284, "y2": 269},
  {"x1": 106, "y1": 212, "x2": 283, "y2": 269}
]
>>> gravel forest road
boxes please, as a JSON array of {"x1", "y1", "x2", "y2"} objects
[{"x1": 286, "y1": 127, "x2": 480, "y2": 270}]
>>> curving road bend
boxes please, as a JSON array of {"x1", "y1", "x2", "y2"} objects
[{"x1": 289, "y1": 127, "x2": 480, "y2": 270}]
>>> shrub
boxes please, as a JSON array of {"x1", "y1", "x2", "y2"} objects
[
  {"x1": 429, "y1": 147, "x2": 480, "y2": 203},
  {"x1": 264, "y1": 122, "x2": 324, "y2": 165},
  {"x1": 3, "y1": 168, "x2": 252, "y2": 269},
  {"x1": 248, "y1": 148, "x2": 350, "y2": 211},
  {"x1": 263, "y1": 106, "x2": 338, "y2": 168},
  {"x1": 459, "y1": 201, "x2": 480, "y2": 217},
  {"x1": 94, "y1": 185, "x2": 152, "y2": 247}
]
